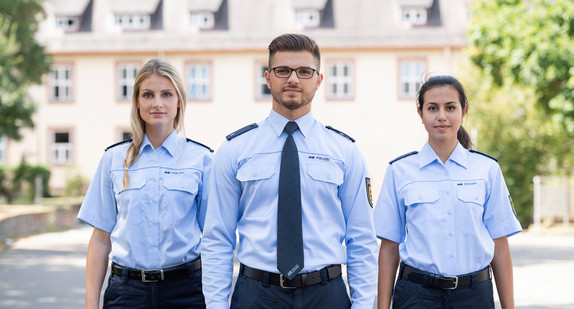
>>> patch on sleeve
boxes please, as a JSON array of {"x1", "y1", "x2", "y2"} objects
[
  {"x1": 509, "y1": 194, "x2": 518, "y2": 219},
  {"x1": 366, "y1": 177, "x2": 373, "y2": 208}
]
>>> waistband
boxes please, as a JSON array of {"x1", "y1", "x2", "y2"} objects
[
  {"x1": 111, "y1": 258, "x2": 201, "y2": 283},
  {"x1": 240, "y1": 263, "x2": 341, "y2": 289},
  {"x1": 400, "y1": 263, "x2": 491, "y2": 290}
]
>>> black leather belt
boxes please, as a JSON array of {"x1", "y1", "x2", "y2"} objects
[
  {"x1": 111, "y1": 259, "x2": 201, "y2": 282},
  {"x1": 240, "y1": 264, "x2": 341, "y2": 289},
  {"x1": 401, "y1": 263, "x2": 491, "y2": 290}
]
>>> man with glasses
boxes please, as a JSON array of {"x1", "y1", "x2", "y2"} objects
[{"x1": 202, "y1": 33, "x2": 378, "y2": 309}]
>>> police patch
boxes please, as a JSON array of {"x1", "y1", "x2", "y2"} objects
[
  {"x1": 366, "y1": 178, "x2": 373, "y2": 208},
  {"x1": 509, "y1": 194, "x2": 518, "y2": 219}
]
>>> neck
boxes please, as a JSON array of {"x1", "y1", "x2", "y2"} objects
[
  {"x1": 146, "y1": 126, "x2": 174, "y2": 149},
  {"x1": 429, "y1": 138, "x2": 458, "y2": 164}
]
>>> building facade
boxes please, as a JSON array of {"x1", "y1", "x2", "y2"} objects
[{"x1": 7, "y1": 0, "x2": 469, "y2": 195}]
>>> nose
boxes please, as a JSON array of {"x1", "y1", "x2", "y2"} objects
[
  {"x1": 287, "y1": 70, "x2": 300, "y2": 83},
  {"x1": 437, "y1": 107, "x2": 446, "y2": 120}
]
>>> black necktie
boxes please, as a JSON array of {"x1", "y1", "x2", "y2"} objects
[{"x1": 277, "y1": 121, "x2": 304, "y2": 280}]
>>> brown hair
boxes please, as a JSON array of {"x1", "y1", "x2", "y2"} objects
[{"x1": 268, "y1": 33, "x2": 321, "y2": 71}]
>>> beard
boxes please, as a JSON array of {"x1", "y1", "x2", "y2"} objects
[{"x1": 270, "y1": 85, "x2": 315, "y2": 111}]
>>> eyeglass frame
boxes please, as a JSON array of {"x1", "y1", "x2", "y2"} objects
[{"x1": 270, "y1": 66, "x2": 319, "y2": 79}]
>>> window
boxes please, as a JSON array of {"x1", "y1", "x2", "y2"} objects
[
  {"x1": 402, "y1": 7, "x2": 428, "y2": 25},
  {"x1": 121, "y1": 131, "x2": 132, "y2": 141},
  {"x1": 50, "y1": 131, "x2": 72, "y2": 165},
  {"x1": 115, "y1": 14, "x2": 150, "y2": 30},
  {"x1": 326, "y1": 62, "x2": 353, "y2": 99},
  {"x1": 50, "y1": 65, "x2": 73, "y2": 101},
  {"x1": 118, "y1": 64, "x2": 139, "y2": 100},
  {"x1": 186, "y1": 63, "x2": 211, "y2": 100},
  {"x1": 295, "y1": 9, "x2": 321, "y2": 28},
  {"x1": 257, "y1": 65, "x2": 271, "y2": 99},
  {"x1": 190, "y1": 12, "x2": 215, "y2": 29},
  {"x1": 55, "y1": 16, "x2": 80, "y2": 31},
  {"x1": 399, "y1": 60, "x2": 425, "y2": 99}
]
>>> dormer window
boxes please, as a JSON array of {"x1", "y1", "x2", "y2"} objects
[
  {"x1": 190, "y1": 12, "x2": 215, "y2": 30},
  {"x1": 402, "y1": 7, "x2": 427, "y2": 25},
  {"x1": 56, "y1": 15, "x2": 80, "y2": 31},
  {"x1": 115, "y1": 14, "x2": 151, "y2": 30},
  {"x1": 295, "y1": 9, "x2": 321, "y2": 28}
]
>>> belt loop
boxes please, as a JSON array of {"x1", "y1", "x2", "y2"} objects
[
  {"x1": 320, "y1": 268, "x2": 328, "y2": 285},
  {"x1": 262, "y1": 271, "x2": 270, "y2": 287},
  {"x1": 239, "y1": 264, "x2": 245, "y2": 277},
  {"x1": 121, "y1": 265, "x2": 129, "y2": 283},
  {"x1": 398, "y1": 262, "x2": 405, "y2": 278},
  {"x1": 470, "y1": 272, "x2": 477, "y2": 289}
]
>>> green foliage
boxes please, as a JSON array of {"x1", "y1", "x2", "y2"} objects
[
  {"x1": 65, "y1": 174, "x2": 89, "y2": 197},
  {"x1": 0, "y1": 0, "x2": 50, "y2": 140},
  {"x1": 0, "y1": 159, "x2": 51, "y2": 203},
  {"x1": 468, "y1": 0, "x2": 574, "y2": 132}
]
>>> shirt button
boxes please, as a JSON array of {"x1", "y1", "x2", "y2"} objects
[
  {"x1": 445, "y1": 191, "x2": 450, "y2": 196},
  {"x1": 447, "y1": 211, "x2": 451, "y2": 215},
  {"x1": 448, "y1": 232, "x2": 453, "y2": 237}
]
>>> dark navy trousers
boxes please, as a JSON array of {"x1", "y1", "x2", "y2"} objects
[
  {"x1": 392, "y1": 276, "x2": 495, "y2": 309},
  {"x1": 230, "y1": 272, "x2": 351, "y2": 309},
  {"x1": 103, "y1": 263, "x2": 205, "y2": 309}
]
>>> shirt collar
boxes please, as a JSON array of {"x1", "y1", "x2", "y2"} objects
[
  {"x1": 139, "y1": 129, "x2": 180, "y2": 157},
  {"x1": 269, "y1": 109, "x2": 314, "y2": 138},
  {"x1": 419, "y1": 141, "x2": 468, "y2": 169}
]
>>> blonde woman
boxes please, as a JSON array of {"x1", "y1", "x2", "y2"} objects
[{"x1": 78, "y1": 58, "x2": 212, "y2": 309}]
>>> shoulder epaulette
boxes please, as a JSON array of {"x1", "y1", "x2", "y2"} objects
[
  {"x1": 186, "y1": 138, "x2": 214, "y2": 153},
  {"x1": 389, "y1": 151, "x2": 418, "y2": 164},
  {"x1": 105, "y1": 139, "x2": 132, "y2": 151},
  {"x1": 226, "y1": 123, "x2": 258, "y2": 140},
  {"x1": 326, "y1": 126, "x2": 355, "y2": 143},
  {"x1": 469, "y1": 149, "x2": 498, "y2": 162}
]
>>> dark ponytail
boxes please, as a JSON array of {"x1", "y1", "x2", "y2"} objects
[{"x1": 416, "y1": 75, "x2": 473, "y2": 150}]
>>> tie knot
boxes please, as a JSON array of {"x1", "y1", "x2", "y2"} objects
[{"x1": 284, "y1": 121, "x2": 299, "y2": 135}]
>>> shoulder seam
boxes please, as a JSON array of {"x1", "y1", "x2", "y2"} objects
[
  {"x1": 469, "y1": 149, "x2": 498, "y2": 162},
  {"x1": 105, "y1": 139, "x2": 132, "y2": 151},
  {"x1": 226, "y1": 123, "x2": 258, "y2": 141},
  {"x1": 389, "y1": 151, "x2": 418, "y2": 164},
  {"x1": 186, "y1": 138, "x2": 214, "y2": 153},
  {"x1": 326, "y1": 125, "x2": 355, "y2": 143}
]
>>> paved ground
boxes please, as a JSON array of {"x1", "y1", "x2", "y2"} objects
[{"x1": 0, "y1": 224, "x2": 573, "y2": 308}]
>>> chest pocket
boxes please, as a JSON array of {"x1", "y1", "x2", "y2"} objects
[
  {"x1": 161, "y1": 174, "x2": 200, "y2": 225},
  {"x1": 236, "y1": 163, "x2": 276, "y2": 182},
  {"x1": 404, "y1": 189, "x2": 439, "y2": 206},
  {"x1": 112, "y1": 173, "x2": 147, "y2": 225},
  {"x1": 307, "y1": 161, "x2": 344, "y2": 186},
  {"x1": 456, "y1": 187, "x2": 485, "y2": 206}
]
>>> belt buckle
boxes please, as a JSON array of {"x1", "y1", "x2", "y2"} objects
[
  {"x1": 279, "y1": 274, "x2": 296, "y2": 289},
  {"x1": 141, "y1": 269, "x2": 164, "y2": 282},
  {"x1": 442, "y1": 275, "x2": 458, "y2": 290}
]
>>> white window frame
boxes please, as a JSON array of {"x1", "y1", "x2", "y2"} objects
[
  {"x1": 186, "y1": 63, "x2": 211, "y2": 100},
  {"x1": 50, "y1": 65, "x2": 73, "y2": 102},
  {"x1": 256, "y1": 64, "x2": 272, "y2": 100},
  {"x1": 401, "y1": 7, "x2": 428, "y2": 25},
  {"x1": 190, "y1": 12, "x2": 215, "y2": 29},
  {"x1": 399, "y1": 60, "x2": 426, "y2": 99},
  {"x1": 295, "y1": 9, "x2": 321, "y2": 28},
  {"x1": 115, "y1": 14, "x2": 151, "y2": 30},
  {"x1": 50, "y1": 131, "x2": 73, "y2": 165},
  {"x1": 118, "y1": 63, "x2": 139, "y2": 101},
  {"x1": 326, "y1": 61, "x2": 353, "y2": 99},
  {"x1": 55, "y1": 15, "x2": 80, "y2": 31}
]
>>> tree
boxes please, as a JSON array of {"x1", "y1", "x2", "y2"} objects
[
  {"x1": 465, "y1": 0, "x2": 574, "y2": 226},
  {"x1": 0, "y1": 0, "x2": 50, "y2": 140},
  {"x1": 468, "y1": 0, "x2": 574, "y2": 133}
]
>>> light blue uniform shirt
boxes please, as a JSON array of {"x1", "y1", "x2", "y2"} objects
[
  {"x1": 202, "y1": 110, "x2": 378, "y2": 309},
  {"x1": 78, "y1": 130, "x2": 213, "y2": 270},
  {"x1": 374, "y1": 142, "x2": 522, "y2": 276}
]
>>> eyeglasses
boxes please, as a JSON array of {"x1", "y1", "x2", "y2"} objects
[{"x1": 271, "y1": 66, "x2": 318, "y2": 79}]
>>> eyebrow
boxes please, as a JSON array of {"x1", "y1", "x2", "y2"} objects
[{"x1": 426, "y1": 101, "x2": 458, "y2": 105}]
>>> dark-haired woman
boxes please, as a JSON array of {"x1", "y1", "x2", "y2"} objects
[{"x1": 374, "y1": 75, "x2": 521, "y2": 309}]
